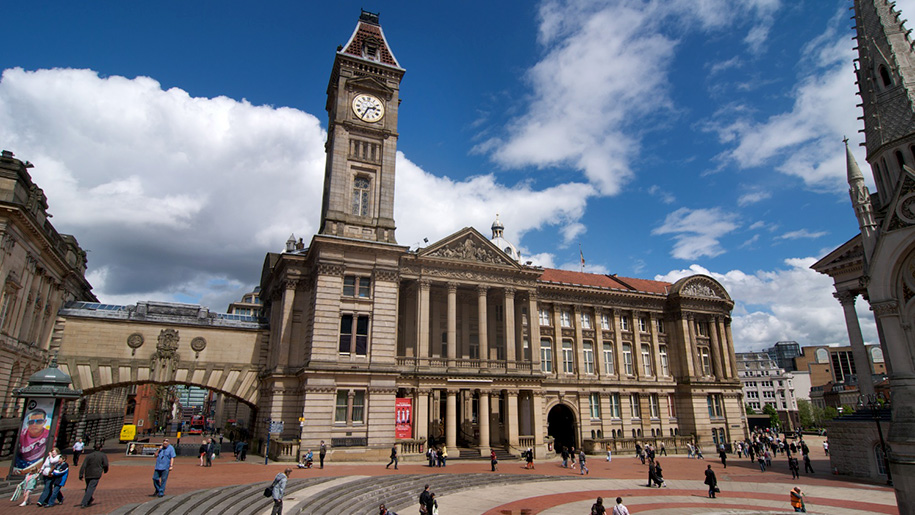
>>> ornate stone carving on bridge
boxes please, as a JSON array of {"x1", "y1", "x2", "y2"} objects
[
  {"x1": 150, "y1": 328, "x2": 180, "y2": 382},
  {"x1": 126, "y1": 332, "x2": 144, "y2": 356}
]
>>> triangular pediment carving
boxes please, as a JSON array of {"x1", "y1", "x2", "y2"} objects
[
  {"x1": 884, "y1": 165, "x2": 915, "y2": 232},
  {"x1": 670, "y1": 275, "x2": 731, "y2": 302},
  {"x1": 420, "y1": 227, "x2": 520, "y2": 267},
  {"x1": 346, "y1": 76, "x2": 394, "y2": 98}
]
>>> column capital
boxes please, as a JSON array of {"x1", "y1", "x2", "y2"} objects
[
  {"x1": 527, "y1": 290, "x2": 538, "y2": 301},
  {"x1": 834, "y1": 290, "x2": 857, "y2": 306},
  {"x1": 685, "y1": 312, "x2": 695, "y2": 321},
  {"x1": 447, "y1": 282, "x2": 458, "y2": 293},
  {"x1": 504, "y1": 287, "x2": 516, "y2": 298},
  {"x1": 871, "y1": 300, "x2": 898, "y2": 317},
  {"x1": 477, "y1": 284, "x2": 489, "y2": 295},
  {"x1": 446, "y1": 388, "x2": 460, "y2": 395},
  {"x1": 419, "y1": 278, "x2": 432, "y2": 290}
]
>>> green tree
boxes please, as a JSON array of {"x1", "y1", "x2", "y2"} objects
[
  {"x1": 745, "y1": 403, "x2": 756, "y2": 415},
  {"x1": 797, "y1": 399, "x2": 814, "y2": 428},
  {"x1": 823, "y1": 406, "x2": 839, "y2": 421},
  {"x1": 762, "y1": 404, "x2": 780, "y2": 427}
]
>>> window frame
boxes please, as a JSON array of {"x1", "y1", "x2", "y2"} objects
[
  {"x1": 641, "y1": 344, "x2": 652, "y2": 376},
  {"x1": 622, "y1": 343, "x2": 633, "y2": 375},
  {"x1": 343, "y1": 275, "x2": 371, "y2": 298},
  {"x1": 602, "y1": 342, "x2": 615, "y2": 375},
  {"x1": 582, "y1": 341, "x2": 594, "y2": 374},
  {"x1": 540, "y1": 338, "x2": 553, "y2": 373},
  {"x1": 659, "y1": 345, "x2": 669, "y2": 376},
  {"x1": 630, "y1": 394, "x2": 641, "y2": 419},
  {"x1": 609, "y1": 393, "x2": 621, "y2": 419},
  {"x1": 561, "y1": 339, "x2": 574, "y2": 373},
  {"x1": 589, "y1": 392, "x2": 601, "y2": 420}
]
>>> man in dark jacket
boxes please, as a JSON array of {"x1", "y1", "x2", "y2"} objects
[
  {"x1": 79, "y1": 443, "x2": 109, "y2": 508},
  {"x1": 704, "y1": 464, "x2": 717, "y2": 498},
  {"x1": 419, "y1": 484, "x2": 433, "y2": 514}
]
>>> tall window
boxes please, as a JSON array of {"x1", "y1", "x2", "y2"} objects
[
  {"x1": 659, "y1": 345, "x2": 669, "y2": 376},
  {"x1": 560, "y1": 310, "x2": 572, "y2": 328},
  {"x1": 602, "y1": 343, "x2": 615, "y2": 374},
  {"x1": 697, "y1": 320, "x2": 708, "y2": 337},
  {"x1": 334, "y1": 390, "x2": 348, "y2": 422},
  {"x1": 539, "y1": 308, "x2": 551, "y2": 326},
  {"x1": 343, "y1": 275, "x2": 371, "y2": 297},
  {"x1": 707, "y1": 394, "x2": 723, "y2": 418},
  {"x1": 630, "y1": 394, "x2": 641, "y2": 419},
  {"x1": 641, "y1": 344, "x2": 652, "y2": 376},
  {"x1": 656, "y1": 318, "x2": 665, "y2": 334},
  {"x1": 600, "y1": 313, "x2": 610, "y2": 330},
  {"x1": 638, "y1": 317, "x2": 648, "y2": 332},
  {"x1": 582, "y1": 341, "x2": 594, "y2": 374},
  {"x1": 609, "y1": 393, "x2": 621, "y2": 418},
  {"x1": 589, "y1": 393, "x2": 601, "y2": 419},
  {"x1": 649, "y1": 394, "x2": 660, "y2": 418},
  {"x1": 699, "y1": 347, "x2": 712, "y2": 376},
  {"x1": 334, "y1": 389, "x2": 365, "y2": 424},
  {"x1": 620, "y1": 315, "x2": 630, "y2": 332},
  {"x1": 339, "y1": 314, "x2": 369, "y2": 355},
  {"x1": 562, "y1": 339, "x2": 574, "y2": 373},
  {"x1": 352, "y1": 177, "x2": 370, "y2": 216},
  {"x1": 351, "y1": 390, "x2": 365, "y2": 423},
  {"x1": 581, "y1": 312, "x2": 592, "y2": 329},
  {"x1": 540, "y1": 339, "x2": 553, "y2": 372},
  {"x1": 667, "y1": 393, "x2": 676, "y2": 418},
  {"x1": 623, "y1": 344, "x2": 633, "y2": 375}
]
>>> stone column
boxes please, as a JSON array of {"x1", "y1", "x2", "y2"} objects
[
  {"x1": 835, "y1": 291, "x2": 875, "y2": 397},
  {"x1": 477, "y1": 286, "x2": 489, "y2": 365},
  {"x1": 504, "y1": 288, "x2": 516, "y2": 364},
  {"x1": 724, "y1": 317, "x2": 738, "y2": 375},
  {"x1": 574, "y1": 305, "x2": 585, "y2": 376},
  {"x1": 506, "y1": 390, "x2": 519, "y2": 447},
  {"x1": 417, "y1": 279, "x2": 431, "y2": 361},
  {"x1": 447, "y1": 282, "x2": 458, "y2": 368},
  {"x1": 415, "y1": 390, "x2": 429, "y2": 442},
  {"x1": 716, "y1": 317, "x2": 732, "y2": 378},
  {"x1": 649, "y1": 313, "x2": 662, "y2": 379},
  {"x1": 532, "y1": 392, "x2": 545, "y2": 458},
  {"x1": 529, "y1": 292, "x2": 541, "y2": 372},
  {"x1": 631, "y1": 311, "x2": 643, "y2": 378},
  {"x1": 708, "y1": 316, "x2": 724, "y2": 380},
  {"x1": 446, "y1": 389, "x2": 458, "y2": 449},
  {"x1": 553, "y1": 305, "x2": 564, "y2": 375},
  {"x1": 685, "y1": 313, "x2": 698, "y2": 377},
  {"x1": 612, "y1": 309, "x2": 625, "y2": 376},
  {"x1": 479, "y1": 390, "x2": 491, "y2": 454}
]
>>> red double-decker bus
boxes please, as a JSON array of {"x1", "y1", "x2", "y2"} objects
[{"x1": 187, "y1": 415, "x2": 205, "y2": 434}]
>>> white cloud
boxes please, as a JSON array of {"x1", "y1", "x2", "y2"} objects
[
  {"x1": 655, "y1": 258, "x2": 879, "y2": 352},
  {"x1": 652, "y1": 207, "x2": 739, "y2": 259},
  {"x1": 777, "y1": 229, "x2": 827, "y2": 240},
  {"x1": 737, "y1": 190, "x2": 771, "y2": 206},
  {"x1": 0, "y1": 67, "x2": 599, "y2": 308},
  {"x1": 648, "y1": 185, "x2": 676, "y2": 204}
]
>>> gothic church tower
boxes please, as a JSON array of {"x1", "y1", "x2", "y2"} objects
[{"x1": 320, "y1": 10, "x2": 404, "y2": 244}]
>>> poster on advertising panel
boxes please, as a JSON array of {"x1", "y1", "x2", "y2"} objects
[
  {"x1": 394, "y1": 397, "x2": 412, "y2": 439},
  {"x1": 12, "y1": 398, "x2": 56, "y2": 475}
]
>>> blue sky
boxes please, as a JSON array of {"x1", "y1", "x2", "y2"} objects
[{"x1": 0, "y1": 0, "x2": 897, "y2": 351}]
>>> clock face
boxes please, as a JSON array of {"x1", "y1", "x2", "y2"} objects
[{"x1": 352, "y1": 94, "x2": 385, "y2": 122}]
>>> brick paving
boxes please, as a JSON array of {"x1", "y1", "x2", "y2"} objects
[{"x1": 2, "y1": 435, "x2": 897, "y2": 514}]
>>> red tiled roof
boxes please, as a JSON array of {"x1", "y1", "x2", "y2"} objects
[
  {"x1": 343, "y1": 22, "x2": 399, "y2": 67},
  {"x1": 538, "y1": 268, "x2": 671, "y2": 295}
]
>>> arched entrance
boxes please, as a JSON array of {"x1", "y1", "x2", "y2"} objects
[{"x1": 547, "y1": 403, "x2": 577, "y2": 454}]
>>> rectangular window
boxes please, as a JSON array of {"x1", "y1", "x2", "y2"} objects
[
  {"x1": 656, "y1": 318, "x2": 665, "y2": 334},
  {"x1": 697, "y1": 320, "x2": 709, "y2": 337},
  {"x1": 581, "y1": 312, "x2": 592, "y2": 329},
  {"x1": 649, "y1": 394, "x2": 660, "y2": 418},
  {"x1": 589, "y1": 393, "x2": 601, "y2": 419},
  {"x1": 339, "y1": 314, "x2": 369, "y2": 355},
  {"x1": 562, "y1": 339, "x2": 574, "y2": 373},
  {"x1": 351, "y1": 390, "x2": 365, "y2": 423},
  {"x1": 700, "y1": 348, "x2": 712, "y2": 376},
  {"x1": 630, "y1": 394, "x2": 641, "y2": 419},
  {"x1": 334, "y1": 390, "x2": 348, "y2": 422},
  {"x1": 659, "y1": 345, "x2": 669, "y2": 376},
  {"x1": 667, "y1": 394, "x2": 676, "y2": 418},
  {"x1": 540, "y1": 339, "x2": 553, "y2": 372},
  {"x1": 602, "y1": 343, "x2": 615, "y2": 375},
  {"x1": 623, "y1": 344, "x2": 633, "y2": 375},
  {"x1": 583, "y1": 341, "x2": 594, "y2": 374},
  {"x1": 560, "y1": 310, "x2": 572, "y2": 328},
  {"x1": 539, "y1": 308, "x2": 551, "y2": 326},
  {"x1": 352, "y1": 177, "x2": 370, "y2": 216},
  {"x1": 707, "y1": 394, "x2": 723, "y2": 418},
  {"x1": 620, "y1": 315, "x2": 630, "y2": 332},
  {"x1": 638, "y1": 317, "x2": 648, "y2": 332},
  {"x1": 600, "y1": 313, "x2": 610, "y2": 330},
  {"x1": 339, "y1": 314, "x2": 353, "y2": 353},
  {"x1": 343, "y1": 275, "x2": 371, "y2": 297},
  {"x1": 355, "y1": 315, "x2": 369, "y2": 355},
  {"x1": 641, "y1": 344, "x2": 652, "y2": 376},
  {"x1": 609, "y1": 393, "x2": 621, "y2": 418}
]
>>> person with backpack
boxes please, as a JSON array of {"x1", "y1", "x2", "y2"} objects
[
  {"x1": 611, "y1": 497, "x2": 630, "y2": 515},
  {"x1": 590, "y1": 496, "x2": 606, "y2": 514}
]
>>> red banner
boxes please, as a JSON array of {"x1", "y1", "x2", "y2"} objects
[{"x1": 395, "y1": 398, "x2": 412, "y2": 439}]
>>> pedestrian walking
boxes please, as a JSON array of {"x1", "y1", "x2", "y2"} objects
[
  {"x1": 704, "y1": 464, "x2": 718, "y2": 498},
  {"x1": 579, "y1": 449, "x2": 588, "y2": 475},
  {"x1": 590, "y1": 496, "x2": 606, "y2": 514},
  {"x1": 78, "y1": 443, "x2": 109, "y2": 508},
  {"x1": 42, "y1": 455, "x2": 69, "y2": 507},
  {"x1": 490, "y1": 449, "x2": 498, "y2": 471},
  {"x1": 11, "y1": 471, "x2": 39, "y2": 506},
  {"x1": 757, "y1": 454, "x2": 766, "y2": 472},
  {"x1": 379, "y1": 503, "x2": 399, "y2": 515},
  {"x1": 561, "y1": 446, "x2": 569, "y2": 467},
  {"x1": 659, "y1": 442, "x2": 667, "y2": 456},
  {"x1": 270, "y1": 468, "x2": 291, "y2": 515},
  {"x1": 319, "y1": 440, "x2": 327, "y2": 469},
  {"x1": 36, "y1": 448, "x2": 62, "y2": 507},
  {"x1": 611, "y1": 497, "x2": 630, "y2": 515},
  {"x1": 206, "y1": 438, "x2": 216, "y2": 467},
  {"x1": 719, "y1": 447, "x2": 727, "y2": 468},
  {"x1": 387, "y1": 444, "x2": 399, "y2": 469},
  {"x1": 803, "y1": 454, "x2": 815, "y2": 474},
  {"x1": 606, "y1": 448, "x2": 612, "y2": 462},
  {"x1": 239, "y1": 440, "x2": 248, "y2": 461},
  {"x1": 419, "y1": 484, "x2": 433, "y2": 514},
  {"x1": 789, "y1": 456, "x2": 800, "y2": 479},
  {"x1": 72, "y1": 438, "x2": 85, "y2": 467},
  {"x1": 647, "y1": 460, "x2": 658, "y2": 487},
  {"x1": 823, "y1": 440, "x2": 829, "y2": 456},
  {"x1": 199, "y1": 440, "x2": 208, "y2": 466},
  {"x1": 151, "y1": 439, "x2": 175, "y2": 497},
  {"x1": 655, "y1": 460, "x2": 666, "y2": 487},
  {"x1": 525, "y1": 447, "x2": 535, "y2": 469},
  {"x1": 790, "y1": 486, "x2": 806, "y2": 512}
]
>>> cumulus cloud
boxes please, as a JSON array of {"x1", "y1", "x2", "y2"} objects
[
  {"x1": 0, "y1": 67, "x2": 598, "y2": 309},
  {"x1": 652, "y1": 207, "x2": 739, "y2": 259},
  {"x1": 656, "y1": 258, "x2": 879, "y2": 352}
]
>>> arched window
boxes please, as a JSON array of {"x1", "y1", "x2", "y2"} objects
[
  {"x1": 871, "y1": 347, "x2": 885, "y2": 363},
  {"x1": 631, "y1": 429, "x2": 636, "y2": 438},
  {"x1": 591, "y1": 430, "x2": 596, "y2": 439},
  {"x1": 597, "y1": 429, "x2": 602, "y2": 438},
  {"x1": 815, "y1": 348, "x2": 829, "y2": 364},
  {"x1": 637, "y1": 428, "x2": 642, "y2": 437},
  {"x1": 879, "y1": 65, "x2": 893, "y2": 88}
]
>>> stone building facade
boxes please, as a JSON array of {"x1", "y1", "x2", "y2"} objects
[{"x1": 255, "y1": 11, "x2": 746, "y2": 461}]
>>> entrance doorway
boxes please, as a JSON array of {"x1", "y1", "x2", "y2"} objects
[{"x1": 547, "y1": 404, "x2": 577, "y2": 454}]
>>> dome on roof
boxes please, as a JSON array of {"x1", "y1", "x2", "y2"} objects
[
  {"x1": 488, "y1": 214, "x2": 521, "y2": 262},
  {"x1": 491, "y1": 214, "x2": 505, "y2": 238}
]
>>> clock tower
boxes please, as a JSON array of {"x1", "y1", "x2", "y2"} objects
[{"x1": 320, "y1": 10, "x2": 404, "y2": 244}]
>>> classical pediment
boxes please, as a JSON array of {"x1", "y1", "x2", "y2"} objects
[
  {"x1": 883, "y1": 165, "x2": 915, "y2": 233},
  {"x1": 419, "y1": 227, "x2": 520, "y2": 267},
  {"x1": 670, "y1": 275, "x2": 732, "y2": 302}
]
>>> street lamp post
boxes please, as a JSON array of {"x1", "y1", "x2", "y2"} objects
[{"x1": 859, "y1": 393, "x2": 892, "y2": 486}]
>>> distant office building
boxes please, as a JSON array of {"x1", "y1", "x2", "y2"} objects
[
  {"x1": 736, "y1": 352, "x2": 798, "y2": 429},
  {"x1": 226, "y1": 287, "x2": 262, "y2": 318},
  {"x1": 765, "y1": 341, "x2": 801, "y2": 372}
]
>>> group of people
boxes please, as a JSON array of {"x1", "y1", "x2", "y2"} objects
[
  {"x1": 198, "y1": 437, "x2": 219, "y2": 466},
  {"x1": 589, "y1": 496, "x2": 630, "y2": 515},
  {"x1": 425, "y1": 445, "x2": 448, "y2": 467},
  {"x1": 11, "y1": 442, "x2": 109, "y2": 509}
]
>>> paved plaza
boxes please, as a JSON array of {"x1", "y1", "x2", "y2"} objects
[{"x1": 2, "y1": 436, "x2": 898, "y2": 514}]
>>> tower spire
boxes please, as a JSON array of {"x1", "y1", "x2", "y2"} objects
[{"x1": 845, "y1": 138, "x2": 877, "y2": 262}]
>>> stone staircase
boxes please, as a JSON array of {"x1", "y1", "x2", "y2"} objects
[{"x1": 107, "y1": 473, "x2": 575, "y2": 515}]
